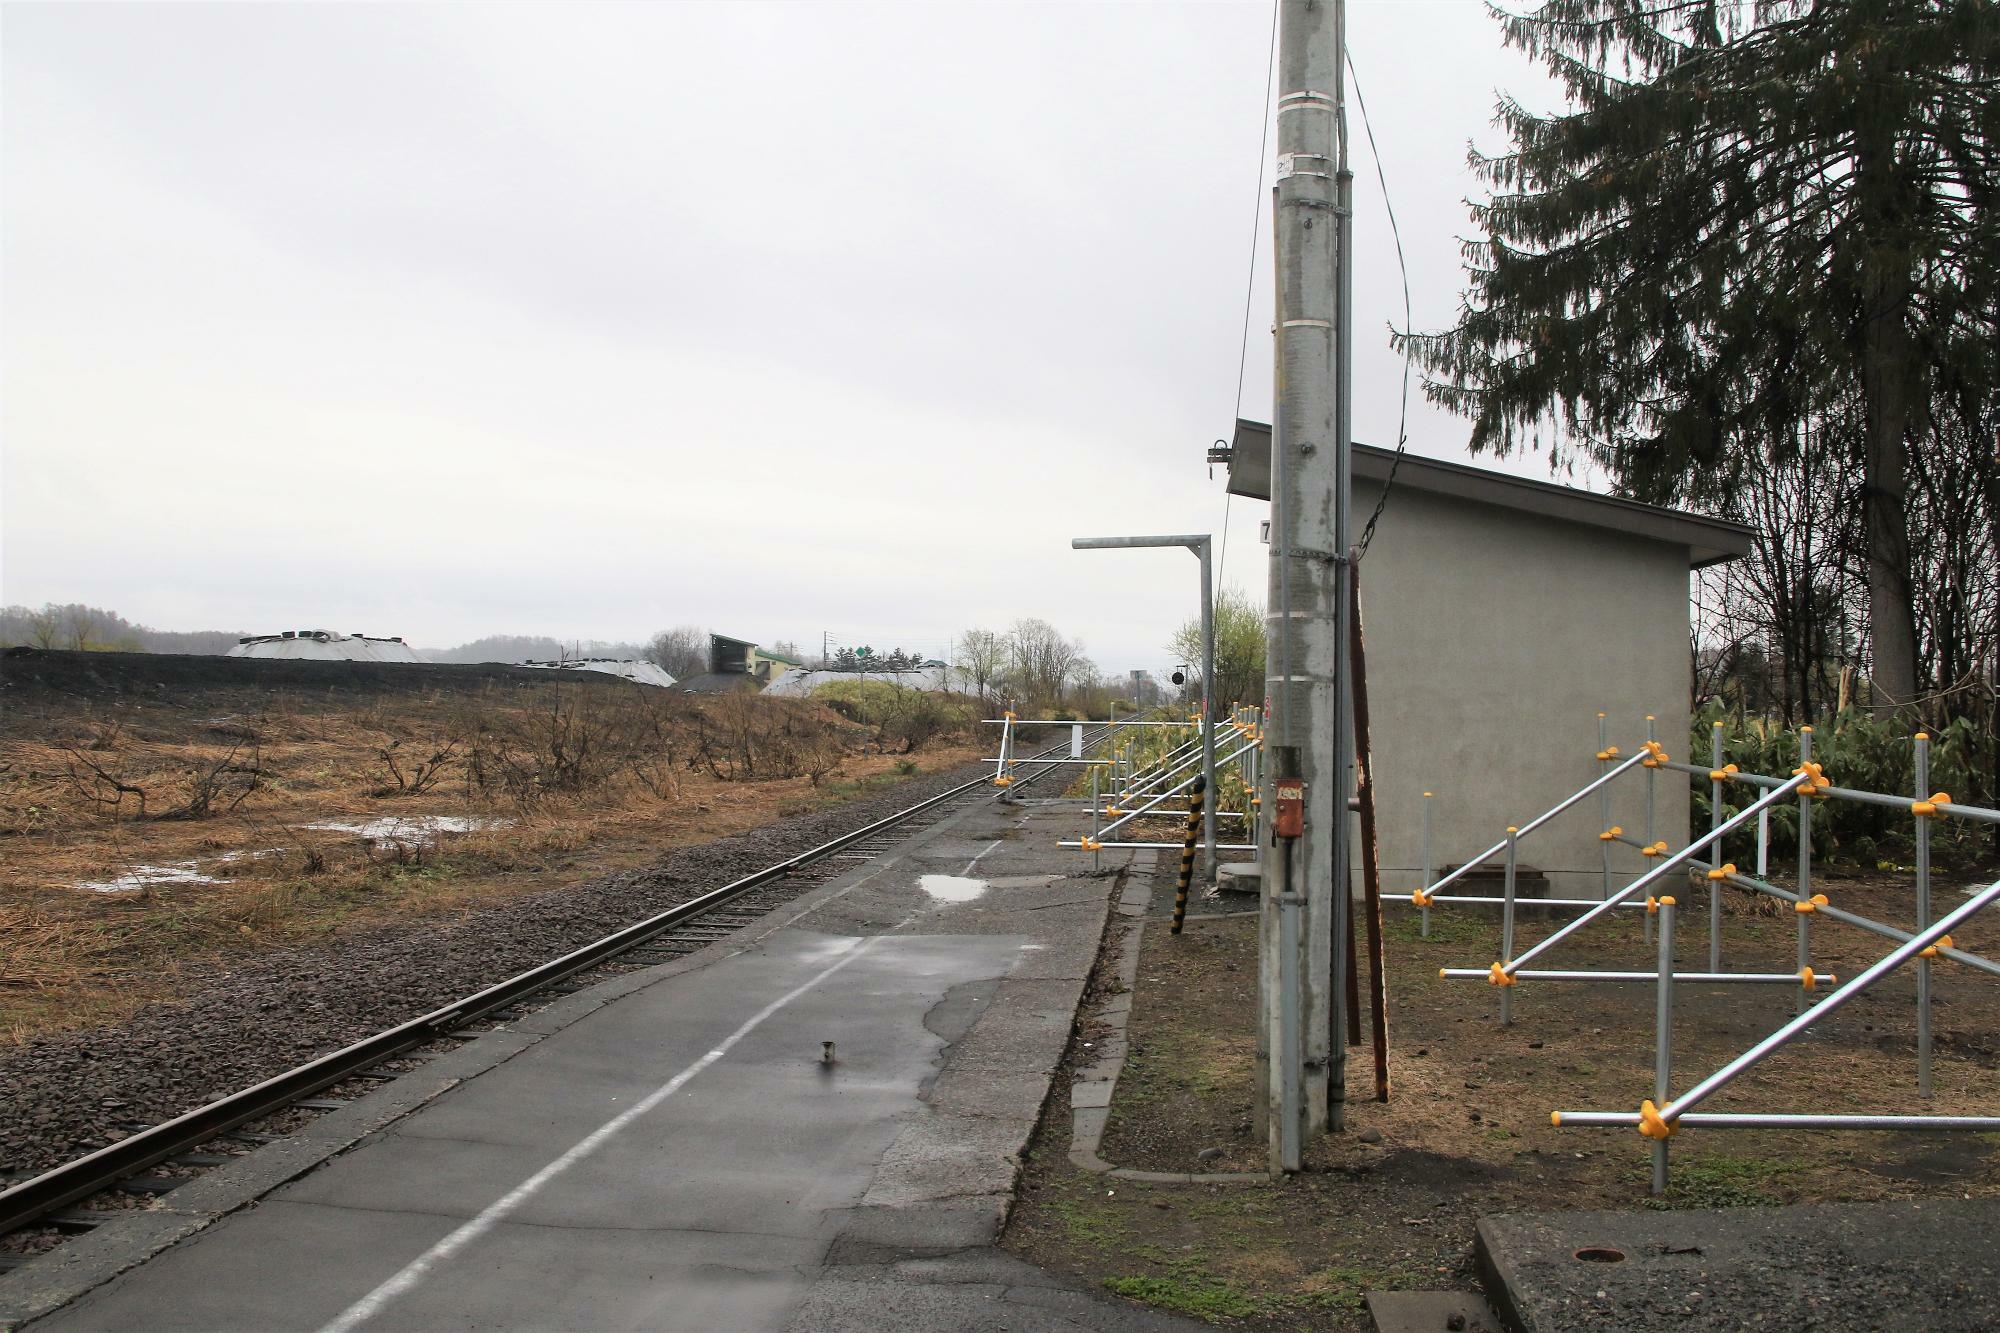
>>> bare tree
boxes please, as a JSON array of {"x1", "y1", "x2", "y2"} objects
[
  {"x1": 956, "y1": 629, "x2": 1008, "y2": 702},
  {"x1": 1907, "y1": 413, "x2": 1998, "y2": 719},
  {"x1": 27, "y1": 605, "x2": 61, "y2": 649},
  {"x1": 644, "y1": 624, "x2": 709, "y2": 679},
  {"x1": 1689, "y1": 563, "x2": 1757, "y2": 714},
  {"x1": 1678, "y1": 413, "x2": 1868, "y2": 724},
  {"x1": 1007, "y1": 618, "x2": 1086, "y2": 710},
  {"x1": 61, "y1": 604, "x2": 103, "y2": 652}
]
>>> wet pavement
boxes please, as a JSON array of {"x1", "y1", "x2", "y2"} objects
[{"x1": 15, "y1": 794, "x2": 1199, "y2": 1332}]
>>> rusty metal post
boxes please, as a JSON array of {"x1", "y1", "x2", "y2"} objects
[{"x1": 1349, "y1": 557, "x2": 1390, "y2": 1101}]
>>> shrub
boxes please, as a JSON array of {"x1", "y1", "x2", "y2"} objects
[
  {"x1": 810, "y1": 680, "x2": 977, "y2": 753},
  {"x1": 1692, "y1": 704, "x2": 1988, "y2": 869}
]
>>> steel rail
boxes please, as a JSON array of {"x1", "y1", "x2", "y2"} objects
[{"x1": 0, "y1": 730, "x2": 1101, "y2": 1237}]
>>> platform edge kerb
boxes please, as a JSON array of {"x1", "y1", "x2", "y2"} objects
[{"x1": 1472, "y1": 1216, "x2": 1537, "y2": 1333}]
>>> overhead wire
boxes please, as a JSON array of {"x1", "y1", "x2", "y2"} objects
[
  {"x1": 1346, "y1": 46, "x2": 1414, "y2": 560},
  {"x1": 1216, "y1": 0, "x2": 1279, "y2": 598}
]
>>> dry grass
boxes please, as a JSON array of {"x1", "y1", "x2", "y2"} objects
[
  {"x1": 0, "y1": 679, "x2": 984, "y2": 1044},
  {"x1": 1011, "y1": 868, "x2": 2000, "y2": 1330}
]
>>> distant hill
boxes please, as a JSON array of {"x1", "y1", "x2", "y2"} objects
[
  {"x1": 0, "y1": 604, "x2": 648, "y2": 664},
  {"x1": 0, "y1": 604, "x2": 245, "y2": 656},
  {"x1": 422, "y1": 634, "x2": 648, "y2": 664}
]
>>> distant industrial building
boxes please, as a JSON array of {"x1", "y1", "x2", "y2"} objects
[
  {"x1": 522, "y1": 659, "x2": 677, "y2": 688},
  {"x1": 226, "y1": 631, "x2": 420, "y2": 664},
  {"x1": 704, "y1": 634, "x2": 802, "y2": 684},
  {"x1": 746, "y1": 645, "x2": 804, "y2": 684},
  {"x1": 676, "y1": 634, "x2": 805, "y2": 693}
]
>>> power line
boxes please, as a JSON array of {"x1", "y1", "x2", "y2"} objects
[
  {"x1": 1217, "y1": 0, "x2": 1280, "y2": 598},
  {"x1": 1347, "y1": 45, "x2": 1413, "y2": 560}
]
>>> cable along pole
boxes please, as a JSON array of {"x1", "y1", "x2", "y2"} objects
[{"x1": 1262, "y1": 0, "x2": 1351, "y2": 1170}]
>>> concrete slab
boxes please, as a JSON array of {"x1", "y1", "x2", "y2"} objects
[
  {"x1": 1214, "y1": 861, "x2": 1261, "y2": 894},
  {"x1": 0, "y1": 1212, "x2": 216, "y2": 1331},
  {"x1": 789, "y1": 1247, "x2": 1207, "y2": 1332},
  {"x1": 1364, "y1": 1289, "x2": 1504, "y2": 1333},
  {"x1": 1477, "y1": 1198, "x2": 2000, "y2": 1332},
  {"x1": 19, "y1": 796, "x2": 1186, "y2": 1332},
  {"x1": 1070, "y1": 1081, "x2": 1114, "y2": 1110}
]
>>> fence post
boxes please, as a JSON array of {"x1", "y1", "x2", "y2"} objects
[
  {"x1": 1090, "y1": 764, "x2": 1102, "y2": 876},
  {"x1": 1598, "y1": 712, "x2": 1613, "y2": 903},
  {"x1": 1643, "y1": 715, "x2": 1657, "y2": 947},
  {"x1": 1916, "y1": 730, "x2": 1933, "y2": 1098},
  {"x1": 1797, "y1": 726, "x2": 1815, "y2": 1016},
  {"x1": 1420, "y1": 791, "x2": 1434, "y2": 940},
  {"x1": 1710, "y1": 720, "x2": 1725, "y2": 972},
  {"x1": 1501, "y1": 826, "x2": 1519, "y2": 1026},
  {"x1": 1651, "y1": 895, "x2": 1677, "y2": 1196}
]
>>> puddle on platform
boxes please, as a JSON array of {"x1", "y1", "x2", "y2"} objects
[
  {"x1": 300, "y1": 815, "x2": 510, "y2": 846},
  {"x1": 919, "y1": 874, "x2": 988, "y2": 903}
]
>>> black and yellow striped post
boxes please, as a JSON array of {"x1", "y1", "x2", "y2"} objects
[{"x1": 1172, "y1": 776, "x2": 1208, "y2": 935}]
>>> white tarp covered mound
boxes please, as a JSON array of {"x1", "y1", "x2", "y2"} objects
[
  {"x1": 763, "y1": 666, "x2": 952, "y2": 698},
  {"x1": 523, "y1": 658, "x2": 678, "y2": 689},
  {"x1": 227, "y1": 631, "x2": 421, "y2": 663}
]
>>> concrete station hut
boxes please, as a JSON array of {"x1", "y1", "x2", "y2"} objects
[{"x1": 1221, "y1": 421, "x2": 1753, "y2": 900}]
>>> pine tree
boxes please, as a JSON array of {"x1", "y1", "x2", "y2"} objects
[{"x1": 1403, "y1": 0, "x2": 2000, "y2": 716}]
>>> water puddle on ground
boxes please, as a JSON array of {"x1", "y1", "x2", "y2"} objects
[
  {"x1": 78, "y1": 862, "x2": 225, "y2": 894},
  {"x1": 74, "y1": 817, "x2": 505, "y2": 893},
  {"x1": 299, "y1": 815, "x2": 510, "y2": 846},
  {"x1": 919, "y1": 874, "x2": 988, "y2": 903},
  {"x1": 76, "y1": 848, "x2": 283, "y2": 894}
]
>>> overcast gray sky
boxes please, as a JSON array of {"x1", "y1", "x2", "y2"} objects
[{"x1": 3, "y1": 0, "x2": 1563, "y2": 677}]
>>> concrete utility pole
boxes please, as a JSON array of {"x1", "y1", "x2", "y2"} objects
[{"x1": 1261, "y1": 0, "x2": 1351, "y2": 1169}]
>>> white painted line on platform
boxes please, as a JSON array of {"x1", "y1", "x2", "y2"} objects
[
  {"x1": 317, "y1": 935, "x2": 880, "y2": 1333},
  {"x1": 961, "y1": 840, "x2": 1004, "y2": 875}
]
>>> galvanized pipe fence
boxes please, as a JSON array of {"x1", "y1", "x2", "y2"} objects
[
  {"x1": 984, "y1": 707, "x2": 1269, "y2": 874},
  {"x1": 1410, "y1": 712, "x2": 2000, "y2": 1194}
]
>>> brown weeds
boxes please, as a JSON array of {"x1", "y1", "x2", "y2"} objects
[{"x1": 0, "y1": 678, "x2": 987, "y2": 1043}]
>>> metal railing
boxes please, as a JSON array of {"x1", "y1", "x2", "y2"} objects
[
  {"x1": 986, "y1": 707, "x2": 1268, "y2": 875},
  {"x1": 1412, "y1": 713, "x2": 2000, "y2": 1194}
]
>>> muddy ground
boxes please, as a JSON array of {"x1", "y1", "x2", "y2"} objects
[
  {"x1": 0, "y1": 652, "x2": 984, "y2": 1041},
  {"x1": 1006, "y1": 849, "x2": 2000, "y2": 1329}
]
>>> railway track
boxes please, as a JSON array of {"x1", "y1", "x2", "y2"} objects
[{"x1": 0, "y1": 720, "x2": 1113, "y2": 1260}]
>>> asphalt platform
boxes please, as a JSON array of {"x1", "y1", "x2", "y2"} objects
[{"x1": 8, "y1": 795, "x2": 1199, "y2": 1333}]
